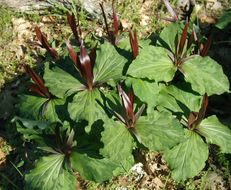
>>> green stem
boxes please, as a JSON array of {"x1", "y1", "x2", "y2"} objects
[{"x1": 9, "y1": 160, "x2": 23, "y2": 177}]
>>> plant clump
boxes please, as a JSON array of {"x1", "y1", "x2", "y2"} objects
[{"x1": 7, "y1": 1, "x2": 231, "y2": 189}]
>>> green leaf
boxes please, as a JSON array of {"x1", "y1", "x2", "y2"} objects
[
  {"x1": 216, "y1": 10, "x2": 231, "y2": 29},
  {"x1": 18, "y1": 95, "x2": 47, "y2": 119},
  {"x1": 164, "y1": 130, "x2": 208, "y2": 181},
  {"x1": 127, "y1": 46, "x2": 176, "y2": 82},
  {"x1": 25, "y1": 154, "x2": 76, "y2": 190},
  {"x1": 44, "y1": 63, "x2": 84, "y2": 98},
  {"x1": 93, "y1": 42, "x2": 127, "y2": 83},
  {"x1": 13, "y1": 116, "x2": 49, "y2": 130},
  {"x1": 135, "y1": 111, "x2": 184, "y2": 151},
  {"x1": 197, "y1": 116, "x2": 231, "y2": 153},
  {"x1": 68, "y1": 89, "x2": 106, "y2": 127},
  {"x1": 126, "y1": 77, "x2": 160, "y2": 113},
  {"x1": 18, "y1": 95, "x2": 64, "y2": 122},
  {"x1": 14, "y1": 117, "x2": 48, "y2": 144},
  {"x1": 42, "y1": 98, "x2": 65, "y2": 122},
  {"x1": 157, "y1": 85, "x2": 202, "y2": 115},
  {"x1": 71, "y1": 151, "x2": 118, "y2": 182},
  {"x1": 182, "y1": 56, "x2": 230, "y2": 95},
  {"x1": 100, "y1": 120, "x2": 135, "y2": 171},
  {"x1": 159, "y1": 22, "x2": 184, "y2": 51}
]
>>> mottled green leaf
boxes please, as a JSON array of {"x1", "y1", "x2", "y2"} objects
[
  {"x1": 182, "y1": 56, "x2": 230, "y2": 95},
  {"x1": 71, "y1": 151, "x2": 118, "y2": 182},
  {"x1": 13, "y1": 116, "x2": 49, "y2": 129},
  {"x1": 197, "y1": 116, "x2": 231, "y2": 153},
  {"x1": 44, "y1": 98, "x2": 65, "y2": 122},
  {"x1": 93, "y1": 42, "x2": 127, "y2": 83},
  {"x1": 157, "y1": 85, "x2": 202, "y2": 115},
  {"x1": 18, "y1": 95, "x2": 46, "y2": 118},
  {"x1": 68, "y1": 89, "x2": 106, "y2": 127},
  {"x1": 135, "y1": 111, "x2": 184, "y2": 151},
  {"x1": 25, "y1": 154, "x2": 76, "y2": 190},
  {"x1": 159, "y1": 22, "x2": 184, "y2": 51},
  {"x1": 13, "y1": 117, "x2": 48, "y2": 144},
  {"x1": 126, "y1": 77, "x2": 160, "y2": 113},
  {"x1": 164, "y1": 130, "x2": 208, "y2": 181},
  {"x1": 100, "y1": 120, "x2": 135, "y2": 171},
  {"x1": 44, "y1": 64, "x2": 84, "y2": 98},
  {"x1": 127, "y1": 46, "x2": 176, "y2": 82},
  {"x1": 18, "y1": 95, "x2": 64, "y2": 122}
]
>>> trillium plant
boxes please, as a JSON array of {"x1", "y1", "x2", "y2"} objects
[{"x1": 13, "y1": 2, "x2": 231, "y2": 189}]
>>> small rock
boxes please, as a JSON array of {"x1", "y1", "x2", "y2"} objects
[{"x1": 130, "y1": 162, "x2": 146, "y2": 181}]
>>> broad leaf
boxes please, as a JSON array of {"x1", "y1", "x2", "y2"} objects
[
  {"x1": 71, "y1": 151, "x2": 118, "y2": 182},
  {"x1": 25, "y1": 154, "x2": 76, "y2": 190},
  {"x1": 93, "y1": 42, "x2": 127, "y2": 83},
  {"x1": 100, "y1": 120, "x2": 135, "y2": 171},
  {"x1": 44, "y1": 64, "x2": 84, "y2": 98},
  {"x1": 157, "y1": 85, "x2": 202, "y2": 115},
  {"x1": 18, "y1": 95, "x2": 64, "y2": 122},
  {"x1": 44, "y1": 98, "x2": 66, "y2": 122},
  {"x1": 18, "y1": 95, "x2": 47, "y2": 119},
  {"x1": 127, "y1": 46, "x2": 176, "y2": 82},
  {"x1": 14, "y1": 117, "x2": 49, "y2": 144},
  {"x1": 126, "y1": 77, "x2": 160, "y2": 113},
  {"x1": 197, "y1": 116, "x2": 231, "y2": 153},
  {"x1": 158, "y1": 22, "x2": 184, "y2": 51},
  {"x1": 13, "y1": 116, "x2": 49, "y2": 130},
  {"x1": 182, "y1": 56, "x2": 230, "y2": 95},
  {"x1": 164, "y1": 130, "x2": 208, "y2": 181},
  {"x1": 68, "y1": 89, "x2": 106, "y2": 128},
  {"x1": 135, "y1": 111, "x2": 184, "y2": 151}
]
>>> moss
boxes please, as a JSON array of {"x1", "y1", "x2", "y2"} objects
[{"x1": 0, "y1": 6, "x2": 13, "y2": 47}]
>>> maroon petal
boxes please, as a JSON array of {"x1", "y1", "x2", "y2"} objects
[
  {"x1": 29, "y1": 84, "x2": 47, "y2": 97},
  {"x1": 178, "y1": 21, "x2": 188, "y2": 57},
  {"x1": 134, "y1": 104, "x2": 145, "y2": 123},
  {"x1": 67, "y1": 12, "x2": 81, "y2": 44},
  {"x1": 188, "y1": 93, "x2": 208, "y2": 129},
  {"x1": 200, "y1": 36, "x2": 212, "y2": 57},
  {"x1": 112, "y1": 1, "x2": 119, "y2": 36},
  {"x1": 174, "y1": 33, "x2": 179, "y2": 55},
  {"x1": 35, "y1": 26, "x2": 59, "y2": 60},
  {"x1": 194, "y1": 93, "x2": 208, "y2": 126},
  {"x1": 89, "y1": 44, "x2": 97, "y2": 68},
  {"x1": 80, "y1": 41, "x2": 93, "y2": 89},
  {"x1": 187, "y1": 31, "x2": 195, "y2": 50},
  {"x1": 129, "y1": 30, "x2": 139, "y2": 59},
  {"x1": 128, "y1": 88, "x2": 134, "y2": 112},
  {"x1": 187, "y1": 111, "x2": 198, "y2": 129},
  {"x1": 66, "y1": 41, "x2": 82, "y2": 72},
  {"x1": 24, "y1": 65, "x2": 51, "y2": 98},
  {"x1": 118, "y1": 85, "x2": 134, "y2": 120}
]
